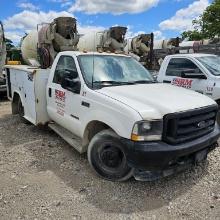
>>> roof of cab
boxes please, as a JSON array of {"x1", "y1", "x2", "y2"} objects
[
  {"x1": 166, "y1": 53, "x2": 217, "y2": 59},
  {"x1": 58, "y1": 51, "x2": 131, "y2": 57}
]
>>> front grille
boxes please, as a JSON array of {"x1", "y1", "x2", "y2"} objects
[{"x1": 163, "y1": 105, "x2": 218, "y2": 145}]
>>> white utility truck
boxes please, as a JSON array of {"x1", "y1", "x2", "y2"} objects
[
  {"x1": 157, "y1": 54, "x2": 220, "y2": 104},
  {"x1": 5, "y1": 51, "x2": 220, "y2": 181}
]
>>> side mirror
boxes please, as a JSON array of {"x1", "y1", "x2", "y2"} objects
[
  {"x1": 181, "y1": 69, "x2": 207, "y2": 79},
  {"x1": 61, "y1": 76, "x2": 81, "y2": 94},
  {"x1": 64, "y1": 69, "x2": 78, "y2": 79}
]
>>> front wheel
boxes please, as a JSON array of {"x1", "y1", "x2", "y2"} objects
[{"x1": 88, "y1": 129, "x2": 133, "y2": 182}]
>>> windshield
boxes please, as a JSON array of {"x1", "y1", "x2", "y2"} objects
[
  {"x1": 197, "y1": 56, "x2": 220, "y2": 76},
  {"x1": 78, "y1": 55, "x2": 154, "y2": 88}
]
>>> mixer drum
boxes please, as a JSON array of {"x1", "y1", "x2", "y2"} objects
[
  {"x1": 21, "y1": 31, "x2": 39, "y2": 66},
  {"x1": 21, "y1": 17, "x2": 79, "y2": 68},
  {"x1": 54, "y1": 17, "x2": 77, "y2": 39}
]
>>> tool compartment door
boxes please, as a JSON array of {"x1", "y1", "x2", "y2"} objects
[
  {"x1": 34, "y1": 69, "x2": 50, "y2": 125},
  {"x1": 7, "y1": 66, "x2": 37, "y2": 124},
  {"x1": 6, "y1": 66, "x2": 49, "y2": 125}
]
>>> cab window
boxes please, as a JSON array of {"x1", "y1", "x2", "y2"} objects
[
  {"x1": 53, "y1": 56, "x2": 78, "y2": 84},
  {"x1": 166, "y1": 58, "x2": 201, "y2": 77}
]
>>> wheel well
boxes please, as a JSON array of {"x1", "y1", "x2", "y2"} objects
[
  {"x1": 82, "y1": 121, "x2": 111, "y2": 149},
  {"x1": 12, "y1": 92, "x2": 20, "y2": 115}
]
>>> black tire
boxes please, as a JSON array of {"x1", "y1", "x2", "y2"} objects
[
  {"x1": 18, "y1": 97, "x2": 24, "y2": 117},
  {"x1": 88, "y1": 129, "x2": 133, "y2": 182},
  {"x1": 17, "y1": 97, "x2": 30, "y2": 124},
  {"x1": 217, "y1": 105, "x2": 220, "y2": 125}
]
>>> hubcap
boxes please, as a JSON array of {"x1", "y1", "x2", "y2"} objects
[{"x1": 100, "y1": 146, "x2": 123, "y2": 168}]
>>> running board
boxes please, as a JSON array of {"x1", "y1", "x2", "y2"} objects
[{"x1": 48, "y1": 123, "x2": 84, "y2": 154}]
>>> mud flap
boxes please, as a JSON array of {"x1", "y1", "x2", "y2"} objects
[{"x1": 194, "y1": 149, "x2": 208, "y2": 164}]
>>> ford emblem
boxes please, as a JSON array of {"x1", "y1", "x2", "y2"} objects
[{"x1": 197, "y1": 121, "x2": 206, "y2": 128}]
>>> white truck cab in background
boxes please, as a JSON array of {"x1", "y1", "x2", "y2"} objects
[
  {"x1": 5, "y1": 51, "x2": 220, "y2": 182},
  {"x1": 157, "y1": 54, "x2": 220, "y2": 105}
]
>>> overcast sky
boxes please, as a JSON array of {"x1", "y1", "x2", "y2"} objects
[{"x1": 0, "y1": 0, "x2": 210, "y2": 44}]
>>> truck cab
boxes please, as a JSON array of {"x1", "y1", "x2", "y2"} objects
[
  {"x1": 5, "y1": 51, "x2": 220, "y2": 182},
  {"x1": 157, "y1": 54, "x2": 220, "y2": 104}
]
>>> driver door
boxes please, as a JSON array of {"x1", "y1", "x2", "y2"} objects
[
  {"x1": 164, "y1": 57, "x2": 208, "y2": 95},
  {"x1": 47, "y1": 55, "x2": 82, "y2": 137}
]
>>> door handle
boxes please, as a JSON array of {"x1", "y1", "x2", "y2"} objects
[{"x1": 48, "y1": 88, "x2": 52, "y2": 97}]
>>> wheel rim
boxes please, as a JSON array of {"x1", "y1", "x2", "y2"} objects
[
  {"x1": 100, "y1": 146, "x2": 123, "y2": 168},
  {"x1": 97, "y1": 143, "x2": 127, "y2": 174}
]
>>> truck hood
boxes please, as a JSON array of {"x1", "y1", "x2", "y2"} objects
[{"x1": 97, "y1": 83, "x2": 216, "y2": 120}]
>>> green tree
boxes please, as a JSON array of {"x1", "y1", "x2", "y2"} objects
[
  {"x1": 181, "y1": 30, "x2": 204, "y2": 41},
  {"x1": 202, "y1": 0, "x2": 220, "y2": 38},
  {"x1": 181, "y1": 0, "x2": 220, "y2": 40},
  {"x1": 181, "y1": 16, "x2": 205, "y2": 40}
]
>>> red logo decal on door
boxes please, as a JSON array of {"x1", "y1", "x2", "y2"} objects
[
  {"x1": 172, "y1": 78, "x2": 193, "y2": 89},
  {"x1": 55, "y1": 90, "x2": 66, "y2": 116},
  {"x1": 55, "y1": 90, "x2": 66, "y2": 103}
]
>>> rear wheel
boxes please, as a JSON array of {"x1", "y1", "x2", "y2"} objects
[
  {"x1": 88, "y1": 129, "x2": 133, "y2": 182},
  {"x1": 17, "y1": 97, "x2": 29, "y2": 124},
  {"x1": 18, "y1": 97, "x2": 24, "y2": 118}
]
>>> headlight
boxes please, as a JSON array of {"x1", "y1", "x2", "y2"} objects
[{"x1": 131, "y1": 120, "x2": 163, "y2": 141}]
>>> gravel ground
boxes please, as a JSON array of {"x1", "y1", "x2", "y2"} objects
[{"x1": 0, "y1": 98, "x2": 220, "y2": 220}]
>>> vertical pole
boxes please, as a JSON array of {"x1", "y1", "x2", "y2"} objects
[
  {"x1": 176, "y1": 37, "x2": 180, "y2": 54},
  {"x1": 149, "y1": 32, "x2": 154, "y2": 70}
]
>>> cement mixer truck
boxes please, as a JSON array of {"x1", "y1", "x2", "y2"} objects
[
  {"x1": 21, "y1": 19, "x2": 128, "y2": 68},
  {"x1": 21, "y1": 17, "x2": 80, "y2": 69},
  {"x1": 0, "y1": 21, "x2": 6, "y2": 95},
  {"x1": 125, "y1": 33, "x2": 154, "y2": 69},
  {"x1": 77, "y1": 26, "x2": 127, "y2": 53},
  {"x1": 125, "y1": 35, "x2": 181, "y2": 70}
]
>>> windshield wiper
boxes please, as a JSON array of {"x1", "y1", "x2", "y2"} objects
[{"x1": 93, "y1": 81, "x2": 135, "y2": 85}]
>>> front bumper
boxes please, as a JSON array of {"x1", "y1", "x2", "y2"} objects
[{"x1": 121, "y1": 124, "x2": 220, "y2": 180}]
